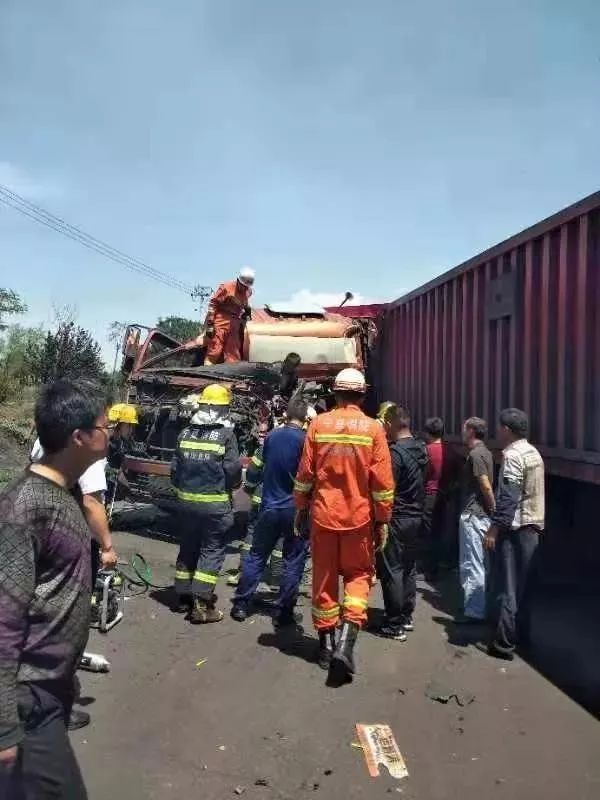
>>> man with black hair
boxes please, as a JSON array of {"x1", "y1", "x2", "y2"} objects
[
  {"x1": 0, "y1": 379, "x2": 108, "y2": 799},
  {"x1": 375, "y1": 406, "x2": 428, "y2": 641},
  {"x1": 232, "y1": 397, "x2": 310, "y2": 627},
  {"x1": 458, "y1": 417, "x2": 495, "y2": 624},
  {"x1": 483, "y1": 408, "x2": 544, "y2": 660}
]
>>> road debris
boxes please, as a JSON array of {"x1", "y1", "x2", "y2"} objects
[
  {"x1": 234, "y1": 787, "x2": 246, "y2": 795},
  {"x1": 254, "y1": 778, "x2": 269, "y2": 787},
  {"x1": 324, "y1": 769, "x2": 333, "y2": 776},
  {"x1": 196, "y1": 659, "x2": 208, "y2": 668},
  {"x1": 355, "y1": 723, "x2": 409, "y2": 779},
  {"x1": 425, "y1": 681, "x2": 475, "y2": 707}
]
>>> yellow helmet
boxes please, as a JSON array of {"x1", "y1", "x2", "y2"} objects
[
  {"x1": 118, "y1": 404, "x2": 139, "y2": 424},
  {"x1": 108, "y1": 403, "x2": 139, "y2": 424},
  {"x1": 108, "y1": 403, "x2": 125, "y2": 423},
  {"x1": 199, "y1": 384, "x2": 232, "y2": 406},
  {"x1": 376, "y1": 401, "x2": 397, "y2": 424}
]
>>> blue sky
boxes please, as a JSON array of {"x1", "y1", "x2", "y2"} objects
[{"x1": 1, "y1": 0, "x2": 599, "y2": 362}]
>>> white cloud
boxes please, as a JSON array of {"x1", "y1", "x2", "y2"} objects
[
  {"x1": 0, "y1": 162, "x2": 62, "y2": 200},
  {"x1": 276, "y1": 288, "x2": 383, "y2": 311}
]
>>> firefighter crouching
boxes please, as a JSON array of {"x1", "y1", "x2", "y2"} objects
[
  {"x1": 202, "y1": 266, "x2": 255, "y2": 365},
  {"x1": 293, "y1": 368, "x2": 394, "y2": 685},
  {"x1": 171, "y1": 384, "x2": 242, "y2": 623}
]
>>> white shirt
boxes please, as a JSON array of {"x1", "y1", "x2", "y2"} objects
[{"x1": 30, "y1": 439, "x2": 107, "y2": 496}]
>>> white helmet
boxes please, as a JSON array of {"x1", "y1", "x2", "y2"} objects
[
  {"x1": 238, "y1": 265, "x2": 255, "y2": 288},
  {"x1": 333, "y1": 368, "x2": 366, "y2": 393}
]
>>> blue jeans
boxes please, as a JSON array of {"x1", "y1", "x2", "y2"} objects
[
  {"x1": 234, "y1": 506, "x2": 308, "y2": 615},
  {"x1": 459, "y1": 511, "x2": 491, "y2": 619}
]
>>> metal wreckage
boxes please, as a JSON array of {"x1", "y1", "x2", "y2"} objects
[{"x1": 117, "y1": 303, "x2": 383, "y2": 510}]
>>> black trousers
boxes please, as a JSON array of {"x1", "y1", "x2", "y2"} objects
[
  {"x1": 421, "y1": 492, "x2": 446, "y2": 574},
  {"x1": 174, "y1": 508, "x2": 233, "y2": 600},
  {"x1": 492, "y1": 525, "x2": 540, "y2": 655},
  {"x1": 0, "y1": 684, "x2": 87, "y2": 800},
  {"x1": 376, "y1": 516, "x2": 421, "y2": 629}
]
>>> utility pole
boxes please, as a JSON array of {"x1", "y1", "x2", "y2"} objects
[{"x1": 190, "y1": 284, "x2": 212, "y2": 316}]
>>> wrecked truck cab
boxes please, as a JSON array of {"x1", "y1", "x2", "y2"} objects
[{"x1": 119, "y1": 306, "x2": 377, "y2": 511}]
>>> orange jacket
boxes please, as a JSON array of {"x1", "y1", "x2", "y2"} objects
[
  {"x1": 293, "y1": 405, "x2": 394, "y2": 531},
  {"x1": 207, "y1": 280, "x2": 252, "y2": 321}
]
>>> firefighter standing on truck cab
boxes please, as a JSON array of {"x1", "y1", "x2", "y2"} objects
[
  {"x1": 201, "y1": 266, "x2": 255, "y2": 365},
  {"x1": 171, "y1": 384, "x2": 241, "y2": 624},
  {"x1": 293, "y1": 368, "x2": 394, "y2": 685}
]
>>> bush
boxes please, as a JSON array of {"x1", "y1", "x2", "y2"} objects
[{"x1": 0, "y1": 375, "x2": 21, "y2": 404}]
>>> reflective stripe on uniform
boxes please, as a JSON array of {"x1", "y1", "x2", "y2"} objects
[
  {"x1": 371, "y1": 489, "x2": 394, "y2": 502},
  {"x1": 312, "y1": 604, "x2": 340, "y2": 619},
  {"x1": 175, "y1": 569, "x2": 193, "y2": 580},
  {"x1": 252, "y1": 495, "x2": 262, "y2": 505},
  {"x1": 343, "y1": 594, "x2": 369, "y2": 610},
  {"x1": 294, "y1": 479, "x2": 313, "y2": 493},
  {"x1": 239, "y1": 542, "x2": 252, "y2": 552},
  {"x1": 180, "y1": 441, "x2": 226, "y2": 455},
  {"x1": 272, "y1": 550, "x2": 283, "y2": 559},
  {"x1": 193, "y1": 571, "x2": 218, "y2": 585},
  {"x1": 251, "y1": 454, "x2": 263, "y2": 467},
  {"x1": 314, "y1": 434, "x2": 373, "y2": 446},
  {"x1": 175, "y1": 489, "x2": 229, "y2": 503}
]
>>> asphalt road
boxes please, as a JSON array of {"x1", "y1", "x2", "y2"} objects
[{"x1": 75, "y1": 528, "x2": 600, "y2": 800}]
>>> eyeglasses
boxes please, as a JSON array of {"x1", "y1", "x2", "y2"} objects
[{"x1": 89, "y1": 423, "x2": 117, "y2": 434}]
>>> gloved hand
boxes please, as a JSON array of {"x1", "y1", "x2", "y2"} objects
[
  {"x1": 294, "y1": 509, "x2": 310, "y2": 539},
  {"x1": 205, "y1": 323, "x2": 215, "y2": 339},
  {"x1": 374, "y1": 522, "x2": 389, "y2": 552},
  {"x1": 242, "y1": 307, "x2": 252, "y2": 321}
]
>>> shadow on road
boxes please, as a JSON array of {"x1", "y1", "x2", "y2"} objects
[{"x1": 257, "y1": 629, "x2": 318, "y2": 666}]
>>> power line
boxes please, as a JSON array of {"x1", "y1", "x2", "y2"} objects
[{"x1": 0, "y1": 183, "x2": 194, "y2": 294}]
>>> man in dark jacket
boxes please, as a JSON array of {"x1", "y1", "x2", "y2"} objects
[
  {"x1": 171, "y1": 384, "x2": 241, "y2": 624},
  {"x1": 375, "y1": 406, "x2": 428, "y2": 641},
  {"x1": 231, "y1": 397, "x2": 309, "y2": 626}
]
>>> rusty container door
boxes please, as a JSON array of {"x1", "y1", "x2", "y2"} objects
[{"x1": 377, "y1": 192, "x2": 600, "y2": 484}]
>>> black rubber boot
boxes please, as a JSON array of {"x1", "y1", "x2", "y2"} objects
[
  {"x1": 190, "y1": 597, "x2": 224, "y2": 624},
  {"x1": 172, "y1": 594, "x2": 192, "y2": 614},
  {"x1": 317, "y1": 628, "x2": 337, "y2": 670},
  {"x1": 231, "y1": 604, "x2": 248, "y2": 622},
  {"x1": 328, "y1": 621, "x2": 359, "y2": 686}
]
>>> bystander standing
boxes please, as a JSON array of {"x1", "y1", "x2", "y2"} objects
[
  {"x1": 457, "y1": 417, "x2": 495, "y2": 624},
  {"x1": 0, "y1": 379, "x2": 109, "y2": 799},
  {"x1": 482, "y1": 408, "x2": 545, "y2": 660},
  {"x1": 375, "y1": 406, "x2": 428, "y2": 641}
]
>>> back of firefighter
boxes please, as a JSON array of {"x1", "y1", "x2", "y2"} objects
[
  {"x1": 293, "y1": 369, "x2": 394, "y2": 684},
  {"x1": 171, "y1": 384, "x2": 241, "y2": 623},
  {"x1": 203, "y1": 266, "x2": 255, "y2": 365},
  {"x1": 231, "y1": 398, "x2": 310, "y2": 626}
]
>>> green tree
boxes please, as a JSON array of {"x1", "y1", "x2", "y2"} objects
[
  {"x1": 0, "y1": 288, "x2": 27, "y2": 329},
  {"x1": 156, "y1": 315, "x2": 198, "y2": 343},
  {"x1": 0, "y1": 325, "x2": 45, "y2": 385},
  {"x1": 37, "y1": 322, "x2": 105, "y2": 383}
]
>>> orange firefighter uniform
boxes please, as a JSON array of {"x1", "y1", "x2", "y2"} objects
[
  {"x1": 204, "y1": 280, "x2": 252, "y2": 365},
  {"x1": 293, "y1": 405, "x2": 394, "y2": 632}
]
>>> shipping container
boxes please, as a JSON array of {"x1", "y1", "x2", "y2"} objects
[{"x1": 377, "y1": 190, "x2": 600, "y2": 484}]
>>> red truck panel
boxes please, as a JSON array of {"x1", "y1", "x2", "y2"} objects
[{"x1": 377, "y1": 191, "x2": 600, "y2": 484}]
